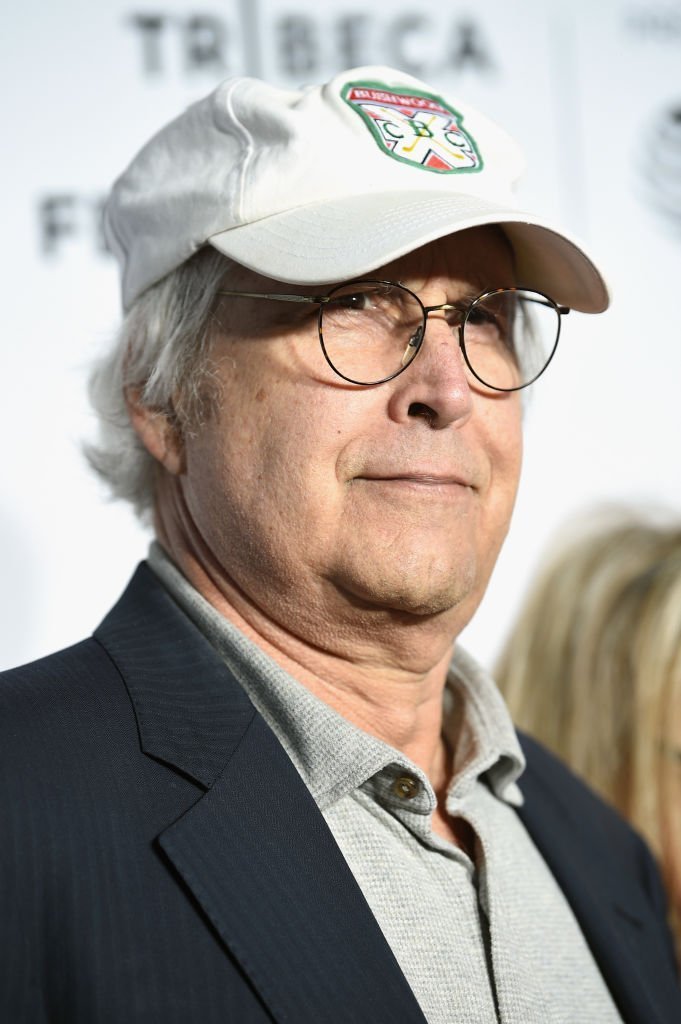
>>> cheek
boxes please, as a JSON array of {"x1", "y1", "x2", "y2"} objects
[
  {"x1": 470, "y1": 401, "x2": 523, "y2": 579},
  {"x1": 505, "y1": 417, "x2": 523, "y2": 488},
  {"x1": 480, "y1": 398, "x2": 523, "y2": 499},
  {"x1": 196, "y1": 381, "x2": 345, "y2": 529}
]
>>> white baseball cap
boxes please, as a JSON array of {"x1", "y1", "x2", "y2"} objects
[{"x1": 104, "y1": 65, "x2": 609, "y2": 314}]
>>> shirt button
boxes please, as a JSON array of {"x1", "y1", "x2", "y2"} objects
[{"x1": 392, "y1": 775, "x2": 420, "y2": 800}]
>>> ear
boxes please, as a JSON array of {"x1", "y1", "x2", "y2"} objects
[{"x1": 126, "y1": 388, "x2": 185, "y2": 476}]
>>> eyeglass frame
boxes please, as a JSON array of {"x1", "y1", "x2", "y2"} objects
[{"x1": 216, "y1": 281, "x2": 570, "y2": 392}]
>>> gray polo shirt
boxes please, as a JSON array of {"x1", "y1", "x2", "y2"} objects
[{"x1": 148, "y1": 543, "x2": 622, "y2": 1024}]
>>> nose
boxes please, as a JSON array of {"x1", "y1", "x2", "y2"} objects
[{"x1": 386, "y1": 312, "x2": 473, "y2": 429}]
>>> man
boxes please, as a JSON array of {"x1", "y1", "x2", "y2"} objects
[{"x1": 1, "y1": 66, "x2": 679, "y2": 1023}]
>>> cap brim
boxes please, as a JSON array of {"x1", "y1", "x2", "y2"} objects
[{"x1": 209, "y1": 191, "x2": 609, "y2": 313}]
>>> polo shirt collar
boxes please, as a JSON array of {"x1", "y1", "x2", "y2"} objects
[{"x1": 147, "y1": 542, "x2": 525, "y2": 813}]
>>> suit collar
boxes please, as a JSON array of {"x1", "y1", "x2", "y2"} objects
[{"x1": 94, "y1": 562, "x2": 255, "y2": 788}]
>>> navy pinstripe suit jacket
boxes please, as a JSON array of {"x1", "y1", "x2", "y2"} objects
[{"x1": 1, "y1": 563, "x2": 680, "y2": 1023}]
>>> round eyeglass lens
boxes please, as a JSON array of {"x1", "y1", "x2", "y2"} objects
[
  {"x1": 461, "y1": 288, "x2": 561, "y2": 392},
  {"x1": 319, "y1": 282, "x2": 424, "y2": 385}
]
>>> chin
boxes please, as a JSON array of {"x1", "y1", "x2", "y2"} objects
[
  {"x1": 341, "y1": 560, "x2": 479, "y2": 620},
  {"x1": 385, "y1": 585, "x2": 473, "y2": 619}
]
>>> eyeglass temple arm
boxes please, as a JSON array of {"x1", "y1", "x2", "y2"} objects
[
  {"x1": 217, "y1": 289, "x2": 328, "y2": 305},
  {"x1": 421, "y1": 298, "x2": 571, "y2": 316},
  {"x1": 523, "y1": 297, "x2": 571, "y2": 315},
  {"x1": 538, "y1": 300, "x2": 570, "y2": 315}
]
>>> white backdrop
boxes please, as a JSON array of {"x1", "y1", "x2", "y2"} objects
[{"x1": 1, "y1": 0, "x2": 680, "y2": 671}]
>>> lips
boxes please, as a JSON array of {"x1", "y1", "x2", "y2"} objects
[
  {"x1": 354, "y1": 472, "x2": 475, "y2": 489},
  {"x1": 348, "y1": 443, "x2": 482, "y2": 492}
]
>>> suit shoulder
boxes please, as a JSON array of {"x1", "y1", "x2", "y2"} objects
[
  {"x1": 0, "y1": 637, "x2": 119, "y2": 700},
  {"x1": 519, "y1": 731, "x2": 626, "y2": 820},
  {"x1": 518, "y1": 730, "x2": 655, "y2": 865},
  {"x1": 0, "y1": 637, "x2": 130, "y2": 759},
  {"x1": 518, "y1": 729, "x2": 599, "y2": 795}
]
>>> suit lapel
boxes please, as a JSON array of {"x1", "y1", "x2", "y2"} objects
[
  {"x1": 160, "y1": 713, "x2": 426, "y2": 1024},
  {"x1": 517, "y1": 739, "x2": 677, "y2": 1024},
  {"x1": 96, "y1": 564, "x2": 426, "y2": 1024}
]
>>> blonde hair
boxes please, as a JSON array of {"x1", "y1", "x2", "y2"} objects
[{"x1": 495, "y1": 508, "x2": 681, "y2": 951}]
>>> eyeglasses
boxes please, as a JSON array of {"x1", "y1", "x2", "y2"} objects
[{"x1": 217, "y1": 281, "x2": 569, "y2": 392}]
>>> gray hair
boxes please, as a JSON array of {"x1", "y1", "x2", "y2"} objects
[{"x1": 85, "y1": 246, "x2": 232, "y2": 520}]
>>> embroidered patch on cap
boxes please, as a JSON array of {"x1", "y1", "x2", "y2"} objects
[{"x1": 342, "y1": 80, "x2": 483, "y2": 174}]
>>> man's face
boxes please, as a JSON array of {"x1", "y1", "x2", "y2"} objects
[{"x1": 176, "y1": 226, "x2": 523, "y2": 639}]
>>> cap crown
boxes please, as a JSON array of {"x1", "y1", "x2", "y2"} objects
[{"x1": 105, "y1": 66, "x2": 525, "y2": 309}]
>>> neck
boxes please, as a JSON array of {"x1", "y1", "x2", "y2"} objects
[
  {"x1": 174, "y1": 539, "x2": 455, "y2": 779},
  {"x1": 153, "y1": 532, "x2": 458, "y2": 778}
]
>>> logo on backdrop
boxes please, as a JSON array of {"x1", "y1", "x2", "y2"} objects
[
  {"x1": 125, "y1": 10, "x2": 496, "y2": 80},
  {"x1": 639, "y1": 103, "x2": 681, "y2": 238},
  {"x1": 624, "y1": 6, "x2": 681, "y2": 42},
  {"x1": 343, "y1": 82, "x2": 483, "y2": 173},
  {"x1": 38, "y1": 195, "x2": 109, "y2": 257}
]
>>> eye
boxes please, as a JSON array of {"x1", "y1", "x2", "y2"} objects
[
  {"x1": 333, "y1": 291, "x2": 373, "y2": 311},
  {"x1": 465, "y1": 304, "x2": 501, "y2": 328}
]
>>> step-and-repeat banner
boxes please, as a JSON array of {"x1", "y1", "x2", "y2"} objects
[{"x1": 2, "y1": 0, "x2": 680, "y2": 669}]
